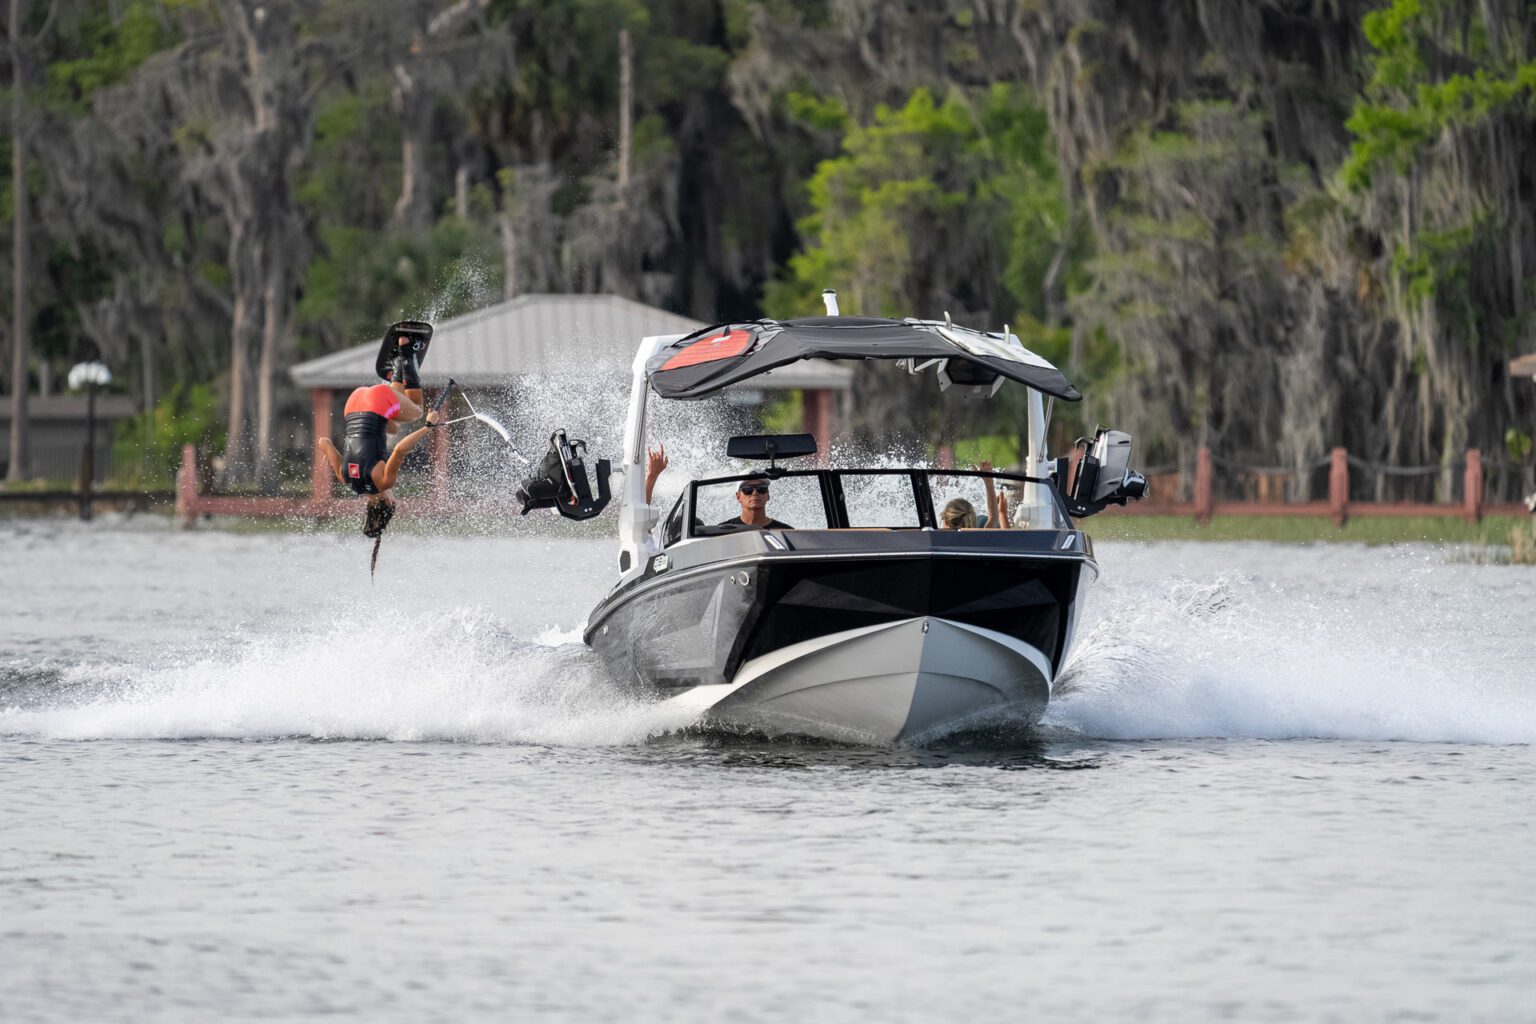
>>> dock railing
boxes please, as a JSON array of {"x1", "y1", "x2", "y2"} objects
[
  {"x1": 171, "y1": 444, "x2": 1531, "y2": 526},
  {"x1": 1115, "y1": 446, "x2": 1527, "y2": 525}
]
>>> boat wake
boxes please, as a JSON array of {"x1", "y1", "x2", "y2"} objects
[
  {"x1": 1047, "y1": 557, "x2": 1536, "y2": 744},
  {"x1": 2, "y1": 543, "x2": 1531, "y2": 747},
  {"x1": 0, "y1": 608, "x2": 683, "y2": 745}
]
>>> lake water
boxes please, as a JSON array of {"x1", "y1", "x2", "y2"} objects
[{"x1": 2, "y1": 518, "x2": 1533, "y2": 1022}]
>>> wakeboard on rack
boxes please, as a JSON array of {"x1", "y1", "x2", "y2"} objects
[{"x1": 374, "y1": 320, "x2": 434, "y2": 382}]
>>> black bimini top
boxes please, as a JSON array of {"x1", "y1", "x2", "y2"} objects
[{"x1": 646, "y1": 315, "x2": 1081, "y2": 401}]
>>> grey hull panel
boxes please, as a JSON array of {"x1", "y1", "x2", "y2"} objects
[{"x1": 702, "y1": 617, "x2": 1051, "y2": 745}]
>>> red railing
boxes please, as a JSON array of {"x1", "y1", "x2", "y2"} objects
[
  {"x1": 175, "y1": 444, "x2": 1529, "y2": 526},
  {"x1": 1109, "y1": 446, "x2": 1525, "y2": 524}
]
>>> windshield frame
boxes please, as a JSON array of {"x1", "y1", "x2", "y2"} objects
[{"x1": 677, "y1": 468, "x2": 1069, "y2": 539}]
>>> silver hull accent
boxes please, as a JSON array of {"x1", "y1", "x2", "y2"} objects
[{"x1": 664, "y1": 616, "x2": 1053, "y2": 745}]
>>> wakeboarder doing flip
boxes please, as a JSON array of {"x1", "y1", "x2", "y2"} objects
[{"x1": 315, "y1": 321, "x2": 444, "y2": 573}]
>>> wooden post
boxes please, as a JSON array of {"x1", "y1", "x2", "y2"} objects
[
  {"x1": 800, "y1": 388, "x2": 833, "y2": 464},
  {"x1": 1329, "y1": 447, "x2": 1349, "y2": 527},
  {"x1": 1194, "y1": 446, "x2": 1213, "y2": 525},
  {"x1": 78, "y1": 385, "x2": 96, "y2": 521},
  {"x1": 176, "y1": 443, "x2": 198, "y2": 527},
  {"x1": 1463, "y1": 448, "x2": 1483, "y2": 524},
  {"x1": 430, "y1": 416, "x2": 450, "y2": 507},
  {"x1": 310, "y1": 387, "x2": 334, "y2": 502}
]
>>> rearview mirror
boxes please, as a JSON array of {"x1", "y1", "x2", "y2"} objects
[{"x1": 726, "y1": 433, "x2": 818, "y2": 463}]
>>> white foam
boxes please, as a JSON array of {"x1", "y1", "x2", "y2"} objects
[
  {"x1": 1045, "y1": 544, "x2": 1536, "y2": 744},
  {"x1": 0, "y1": 607, "x2": 698, "y2": 746}
]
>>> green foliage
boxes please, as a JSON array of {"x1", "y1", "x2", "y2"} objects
[
  {"x1": 768, "y1": 82, "x2": 1114, "y2": 449},
  {"x1": 46, "y1": 3, "x2": 175, "y2": 110},
  {"x1": 298, "y1": 84, "x2": 401, "y2": 227},
  {"x1": 483, "y1": 0, "x2": 728, "y2": 154},
  {"x1": 1344, "y1": 0, "x2": 1536, "y2": 189},
  {"x1": 113, "y1": 383, "x2": 224, "y2": 486},
  {"x1": 1088, "y1": 512, "x2": 1533, "y2": 546},
  {"x1": 785, "y1": 92, "x2": 851, "y2": 134},
  {"x1": 1505, "y1": 428, "x2": 1532, "y2": 462},
  {"x1": 769, "y1": 87, "x2": 968, "y2": 317},
  {"x1": 759, "y1": 390, "x2": 803, "y2": 435},
  {"x1": 1394, "y1": 223, "x2": 1475, "y2": 303},
  {"x1": 298, "y1": 219, "x2": 500, "y2": 356},
  {"x1": 768, "y1": 85, "x2": 1075, "y2": 321},
  {"x1": 953, "y1": 434, "x2": 1020, "y2": 466}
]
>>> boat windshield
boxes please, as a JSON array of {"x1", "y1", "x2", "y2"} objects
[{"x1": 663, "y1": 468, "x2": 1070, "y2": 544}]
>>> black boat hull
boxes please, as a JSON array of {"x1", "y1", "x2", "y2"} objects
[{"x1": 584, "y1": 530, "x2": 1094, "y2": 743}]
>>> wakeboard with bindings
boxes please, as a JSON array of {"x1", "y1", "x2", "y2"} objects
[
  {"x1": 375, "y1": 320, "x2": 434, "y2": 384},
  {"x1": 517, "y1": 430, "x2": 611, "y2": 521}
]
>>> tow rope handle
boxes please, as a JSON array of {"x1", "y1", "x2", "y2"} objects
[{"x1": 428, "y1": 378, "x2": 458, "y2": 423}]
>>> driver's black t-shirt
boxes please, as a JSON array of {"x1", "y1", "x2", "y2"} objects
[{"x1": 718, "y1": 516, "x2": 793, "y2": 530}]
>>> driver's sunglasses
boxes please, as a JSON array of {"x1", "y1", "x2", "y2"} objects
[{"x1": 739, "y1": 485, "x2": 770, "y2": 496}]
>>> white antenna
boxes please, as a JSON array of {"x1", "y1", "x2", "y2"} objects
[{"x1": 821, "y1": 289, "x2": 840, "y2": 316}]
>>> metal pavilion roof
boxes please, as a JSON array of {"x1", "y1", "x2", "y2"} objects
[{"x1": 290, "y1": 293, "x2": 854, "y2": 392}]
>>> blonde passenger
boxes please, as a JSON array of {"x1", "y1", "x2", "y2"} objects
[
  {"x1": 941, "y1": 498, "x2": 979, "y2": 529},
  {"x1": 939, "y1": 462, "x2": 1012, "y2": 529}
]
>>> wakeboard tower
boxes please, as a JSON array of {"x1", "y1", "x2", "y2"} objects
[{"x1": 516, "y1": 430, "x2": 611, "y2": 521}]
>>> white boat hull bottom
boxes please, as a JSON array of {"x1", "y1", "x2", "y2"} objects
[{"x1": 662, "y1": 617, "x2": 1054, "y2": 746}]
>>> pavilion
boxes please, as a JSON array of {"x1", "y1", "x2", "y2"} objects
[{"x1": 289, "y1": 293, "x2": 851, "y2": 502}]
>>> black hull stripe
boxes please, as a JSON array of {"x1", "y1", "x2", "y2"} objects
[{"x1": 585, "y1": 548, "x2": 1097, "y2": 641}]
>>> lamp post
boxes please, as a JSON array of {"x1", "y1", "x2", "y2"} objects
[{"x1": 68, "y1": 361, "x2": 111, "y2": 521}]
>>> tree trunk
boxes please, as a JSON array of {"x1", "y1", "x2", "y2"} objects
[
  {"x1": 7, "y1": 0, "x2": 28, "y2": 482},
  {"x1": 254, "y1": 254, "x2": 284, "y2": 493},
  {"x1": 210, "y1": 0, "x2": 310, "y2": 491},
  {"x1": 500, "y1": 204, "x2": 518, "y2": 299},
  {"x1": 391, "y1": 29, "x2": 433, "y2": 231},
  {"x1": 390, "y1": 2, "x2": 494, "y2": 230},
  {"x1": 221, "y1": 246, "x2": 256, "y2": 488},
  {"x1": 617, "y1": 28, "x2": 632, "y2": 196}
]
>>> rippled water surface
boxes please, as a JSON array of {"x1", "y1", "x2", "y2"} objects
[{"x1": 2, "y1": 519, "x2": 1533, "y2": 1022}]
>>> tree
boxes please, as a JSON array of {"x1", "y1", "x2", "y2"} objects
[
  {"x1": 389, "y1": 0, "x2": 501, "y2": 230},
  {"x1": 767, "y1": 85, "x2": 1081, "y2": 448},
  {"x1": 4, "y1": 0, "x2": 56, "y2": 483},
  {"x1": 1341, "y1": 0, "x2": 1536, "y2": 492}
]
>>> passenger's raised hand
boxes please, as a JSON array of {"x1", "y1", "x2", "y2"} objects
[
  {"x1": 644, "y1": 444, "x2": 668, "y2": 504},
  {"x1": 646, "y1": 444, "x2": 668, "y2": 479}
]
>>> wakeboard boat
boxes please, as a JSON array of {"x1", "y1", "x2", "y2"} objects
[{"x1": 524, "y1": 295, "x2": 1145, "y2": 744}]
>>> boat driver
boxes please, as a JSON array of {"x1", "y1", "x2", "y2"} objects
[
  {"x1": 719, "y1": 473, "x2": 793, "y2": 530},
  {"x1": 643, "y1": 447, "x2": 792, "y2": 531}
]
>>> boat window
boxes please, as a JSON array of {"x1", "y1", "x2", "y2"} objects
[
  {"x1": 691, "y1": 475, "x2": 826, "y2": 531},
  {"x1": 839, "y1": 472, "x2": 923, "y2": 528},
  {"x1": 929, "y1": 473, "x2": 1000, "y2": 527},
  {"x1": 926, "y1": 472, "x2": 1070, "y2": 530},
  {"x1": 1005, "y1": 479, "x2": 1071, "y2": 530}
]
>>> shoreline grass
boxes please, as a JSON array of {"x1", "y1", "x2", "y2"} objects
[
  {"x1": 1087, "y1": 513, "x2": 1532, "y2": 547},
  {"x1": 5, "y1": 504, "x2": 1533, "y2": 556}
]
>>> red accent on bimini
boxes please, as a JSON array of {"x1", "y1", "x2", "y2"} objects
[
  {"x1": 660, "y1": 328, "x2": 754, "y2": 371},
  {"x1": 348, "y1": 463, "x2": 361, "y2": 479}
]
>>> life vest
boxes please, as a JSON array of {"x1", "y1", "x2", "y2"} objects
[
  {"x1": 341, "y1": 413, "x2": 388, "y2": 495},
  {"x1": 341, "y1": 384, "x2": 402, "y2": 495}
]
